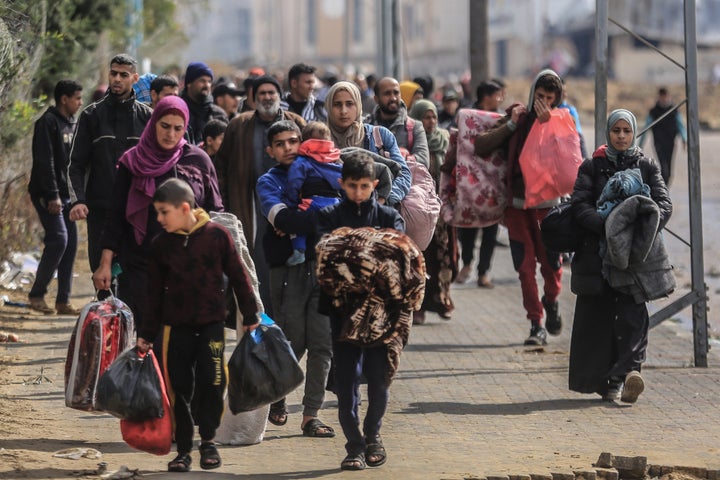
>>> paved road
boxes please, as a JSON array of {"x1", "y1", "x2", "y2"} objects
[
  {"x1": 1, "y1": 130, "x2": 719, "y2": 479},
  {"x1": 2, "y1": 237, "x2": 720, "y2": 479}
]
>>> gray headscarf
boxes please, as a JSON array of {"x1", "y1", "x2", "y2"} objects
[
  {"x1": 605, "y1": 108, "x2": 640, "y2": 164},
  {"x1": 325, "y1": 81, "x2": 366, "y2": 149}
]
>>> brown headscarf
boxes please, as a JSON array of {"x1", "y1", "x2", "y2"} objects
[{"x1": 325, "y1": 81, "x2": 366, "y2": 149}]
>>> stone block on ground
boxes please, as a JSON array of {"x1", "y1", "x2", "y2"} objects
[
  {"x1": 530, "y1": 474, "x2": 554, "y2": 480},
  {"x1": 596, "y1": 453, "x2": 614, "y2": 469},
  {"x1": 707, "y1": 470, "x2": 720, "y2": 480},
  {"x1": 596, "y1": 467, "x2": 619, "y2": 480},
  {"x1": 509, "y1": 474, "x2": 531, "y2": 480},
  {"x1": 613, "y1": 455, "x2": 647, "y2": 479},
  {"x1": 673, "y1": 467, "x2": 708, "y2": 479},
  {"x1": 574, "y1": 470, "x2": 598, "y2": 480}
]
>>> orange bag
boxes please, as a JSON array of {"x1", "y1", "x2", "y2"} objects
[
  {"x1": 518, "y1": 109, "x2": 582, "y2": 208},
  {"x1": 119, "y1": 350, "x2": 172, "y2": 455}
]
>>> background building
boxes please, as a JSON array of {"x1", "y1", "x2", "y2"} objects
[{"x1": 159, "y1": 0, "x2": 720, "y2": 85}]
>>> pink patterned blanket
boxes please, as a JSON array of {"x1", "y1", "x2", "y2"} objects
[{"x1": 439, "y1": 109, "x2": 508, "y2": 227}]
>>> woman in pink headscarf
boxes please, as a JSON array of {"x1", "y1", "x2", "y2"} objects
[{"x1": 93, "y1": 95, "x2": 223, "y2": 331}]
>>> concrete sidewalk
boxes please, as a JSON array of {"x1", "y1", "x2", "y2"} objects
[{"x1": 1, "y1": 237, "x2": 719, "y2": 480}]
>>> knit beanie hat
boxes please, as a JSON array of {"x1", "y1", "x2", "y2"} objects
[
  {"x1": 185, "y1": 61, "x2": 214, "y2": 85},
  {"x1": 252, "y1": 75, "x2": 282, "y2": 99}
]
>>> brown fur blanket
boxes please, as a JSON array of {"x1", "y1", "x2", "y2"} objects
[{"x1": 315, "y1": 227, "x2": 426, "y2": 381}]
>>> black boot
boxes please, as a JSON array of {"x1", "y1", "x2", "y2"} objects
[{"x1": 542, "y1": 296, "x2": 562, "y2": 335}]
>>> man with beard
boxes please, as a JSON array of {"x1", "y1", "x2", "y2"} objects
[
  {"x1": 214, "y1": 75, "x2": 305, "y2": 315},
  {"x1": 68, "y1": 53, "x2": 153, "y2": 272},
  {"x1": 365, "y1": 76, "x2": 429, "y2": 168},
  {"x1": 181, "y1": 61, "x2": 228, "y2": 144}
]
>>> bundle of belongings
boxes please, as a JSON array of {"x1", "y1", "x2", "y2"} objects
[
  {"x1": 598, "y1": 169, "x2": 675, "y2": 303},
  {"x1": 315, "y1": 227, "x2": 426, "y2": 382}
]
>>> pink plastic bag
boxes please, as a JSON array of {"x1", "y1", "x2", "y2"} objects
[{"x1": 518, "y1": 109, "x2": 582, "y2": 208}]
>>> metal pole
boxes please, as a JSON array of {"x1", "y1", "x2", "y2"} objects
[
  {"x1": 391, "y1": 0, "x2": 400, "y2": 79},
  {"x1": 379, "y1": 0, "x2": 393, "y2": 76},
  {"x1": 594, "y1": 0, "x2": 608, "y2": 149},
  {"x1": 375, "y1": 0, "x2": 386, "y2": 79},
  {"x1": 469, "y1": 0, "x2": 489, "y2": 98},
  {"x1": 683, "y1": 0, "x2": 709, "y2": 367}
]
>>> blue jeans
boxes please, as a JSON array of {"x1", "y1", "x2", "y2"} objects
[
  {"x1": 332, "y1": 334, "x2": 390, "y2": 455},
  {"x1": 28, "y1": 198, "x2": 78, "y2": 303}
]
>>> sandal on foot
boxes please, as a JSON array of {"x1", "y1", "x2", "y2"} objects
[
  {"x1": 365, "y1": 437, "x2": 387, "y2": 467},
  {"x1": 268, "y1": 402, "x2": 288, "y2": 426},
  {"x1": 199, "y1": 442, "x2": 221, "y2": 470},
  {"x1": 302, "y1": 418, "x2": 335, "y2": 438},
  {"x1": 340, "y1": 453, "x2": 366, "y2": 471},
  {"x1": 168, "y1": 453, "x2": 192, "y2": 472}
]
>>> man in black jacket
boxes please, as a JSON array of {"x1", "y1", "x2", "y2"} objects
[
  {"x1": 640, "y1": 87, "x2": 687, "y2": 185},
  {"x1": 68, "y1": 53, "x2": 153, "y2": 271},
  {"x1": 28, "y1": 80, "x2": 84, "y2": 315},
  {"x1": 181, "y1": 61, "x2": 228, "y2": 144}
]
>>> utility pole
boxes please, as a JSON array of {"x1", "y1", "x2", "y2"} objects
[
  {"x1": 377, "y1": 0, "x2": 393, "y2": 76},
  {"x1": 469, "y1": 0, "x2": 489, "y2": 98},
  {"x1": 126, "y1": 0, "x2": 143, "y2": 59}
]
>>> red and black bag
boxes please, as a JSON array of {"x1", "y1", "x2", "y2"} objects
[{"x1": 64, "y1": 295, "x2": 135, "y2": 412}]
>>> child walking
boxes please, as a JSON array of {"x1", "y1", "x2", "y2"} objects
[
  {"x1": 316, "y1": 151, "x2": 421, "y2": 471},
  {"x1": 136, "y1": 178, "x2": 259, "y2": 473}
]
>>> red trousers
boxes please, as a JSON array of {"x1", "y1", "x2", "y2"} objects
[{"x1": 504, "y1": 206, "x2": 562, "y2": 323}]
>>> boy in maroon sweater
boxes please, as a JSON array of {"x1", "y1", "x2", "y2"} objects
[{"x1": 136, "y1": 178, "x2": 259, "y2": 473}]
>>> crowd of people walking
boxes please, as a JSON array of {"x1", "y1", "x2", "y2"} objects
[{"x1": 27, "y1": 53, "x2": 674, "y2": 473}]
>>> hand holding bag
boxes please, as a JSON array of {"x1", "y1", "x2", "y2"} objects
[
  {"x1": 96, "y1": 347, "x2": 163, "y2": 420},
  {"x1": 227, "y1": 314, "x2": 304, "y2": 414},
  {"x1": 119, "y1": 349, "x2": 172, "y2": 456},
  {"x1": 519, "y1": 109, "x2": 582, "y2": 208}
]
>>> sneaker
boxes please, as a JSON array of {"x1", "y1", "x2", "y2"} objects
[
  {"x1": 524, "y1": 325, "x2": 548, "y2": 346},
  {"x1": 542, "y1": 296, "x2": 562, "y2": 336},
  {"x1": 602, "y1": 377, "x2": 623, "y2": 401},
  {"x1": 620, "y1": 371, "x2": 645, "y2": 404},
  {"x1": 286, "y1": 249, "x2": 306, "y2": 267},
  {"x1": 55, "y1": 303, "x2": 81, "y2": 316},
  {"x1": 455, "y1": 265, "x2": 471, "y2": 284},
  {"x1": 28, "y1": 297, "x2": 55, "y2": 315},
  {"x1": 412, "y1": 310, "x2": 426, "y2": 325},
  {"x1": 477, "y1": 274, "x2": 494, "y2": 289}
]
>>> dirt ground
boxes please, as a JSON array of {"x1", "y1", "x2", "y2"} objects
[{"x1": 1, "y1": 81, "x2": 719, "y2": 479}]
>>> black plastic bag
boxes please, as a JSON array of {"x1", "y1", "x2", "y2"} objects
[
  {"x1": 541, "y1": 201, "x2": 582, "y2": 253},
  {"x1": 227, "y1": 315, "x2": 304, "y2": 414},
  {"x1": 96, "y1": 347, "x2": 164, "y2": 420}
]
